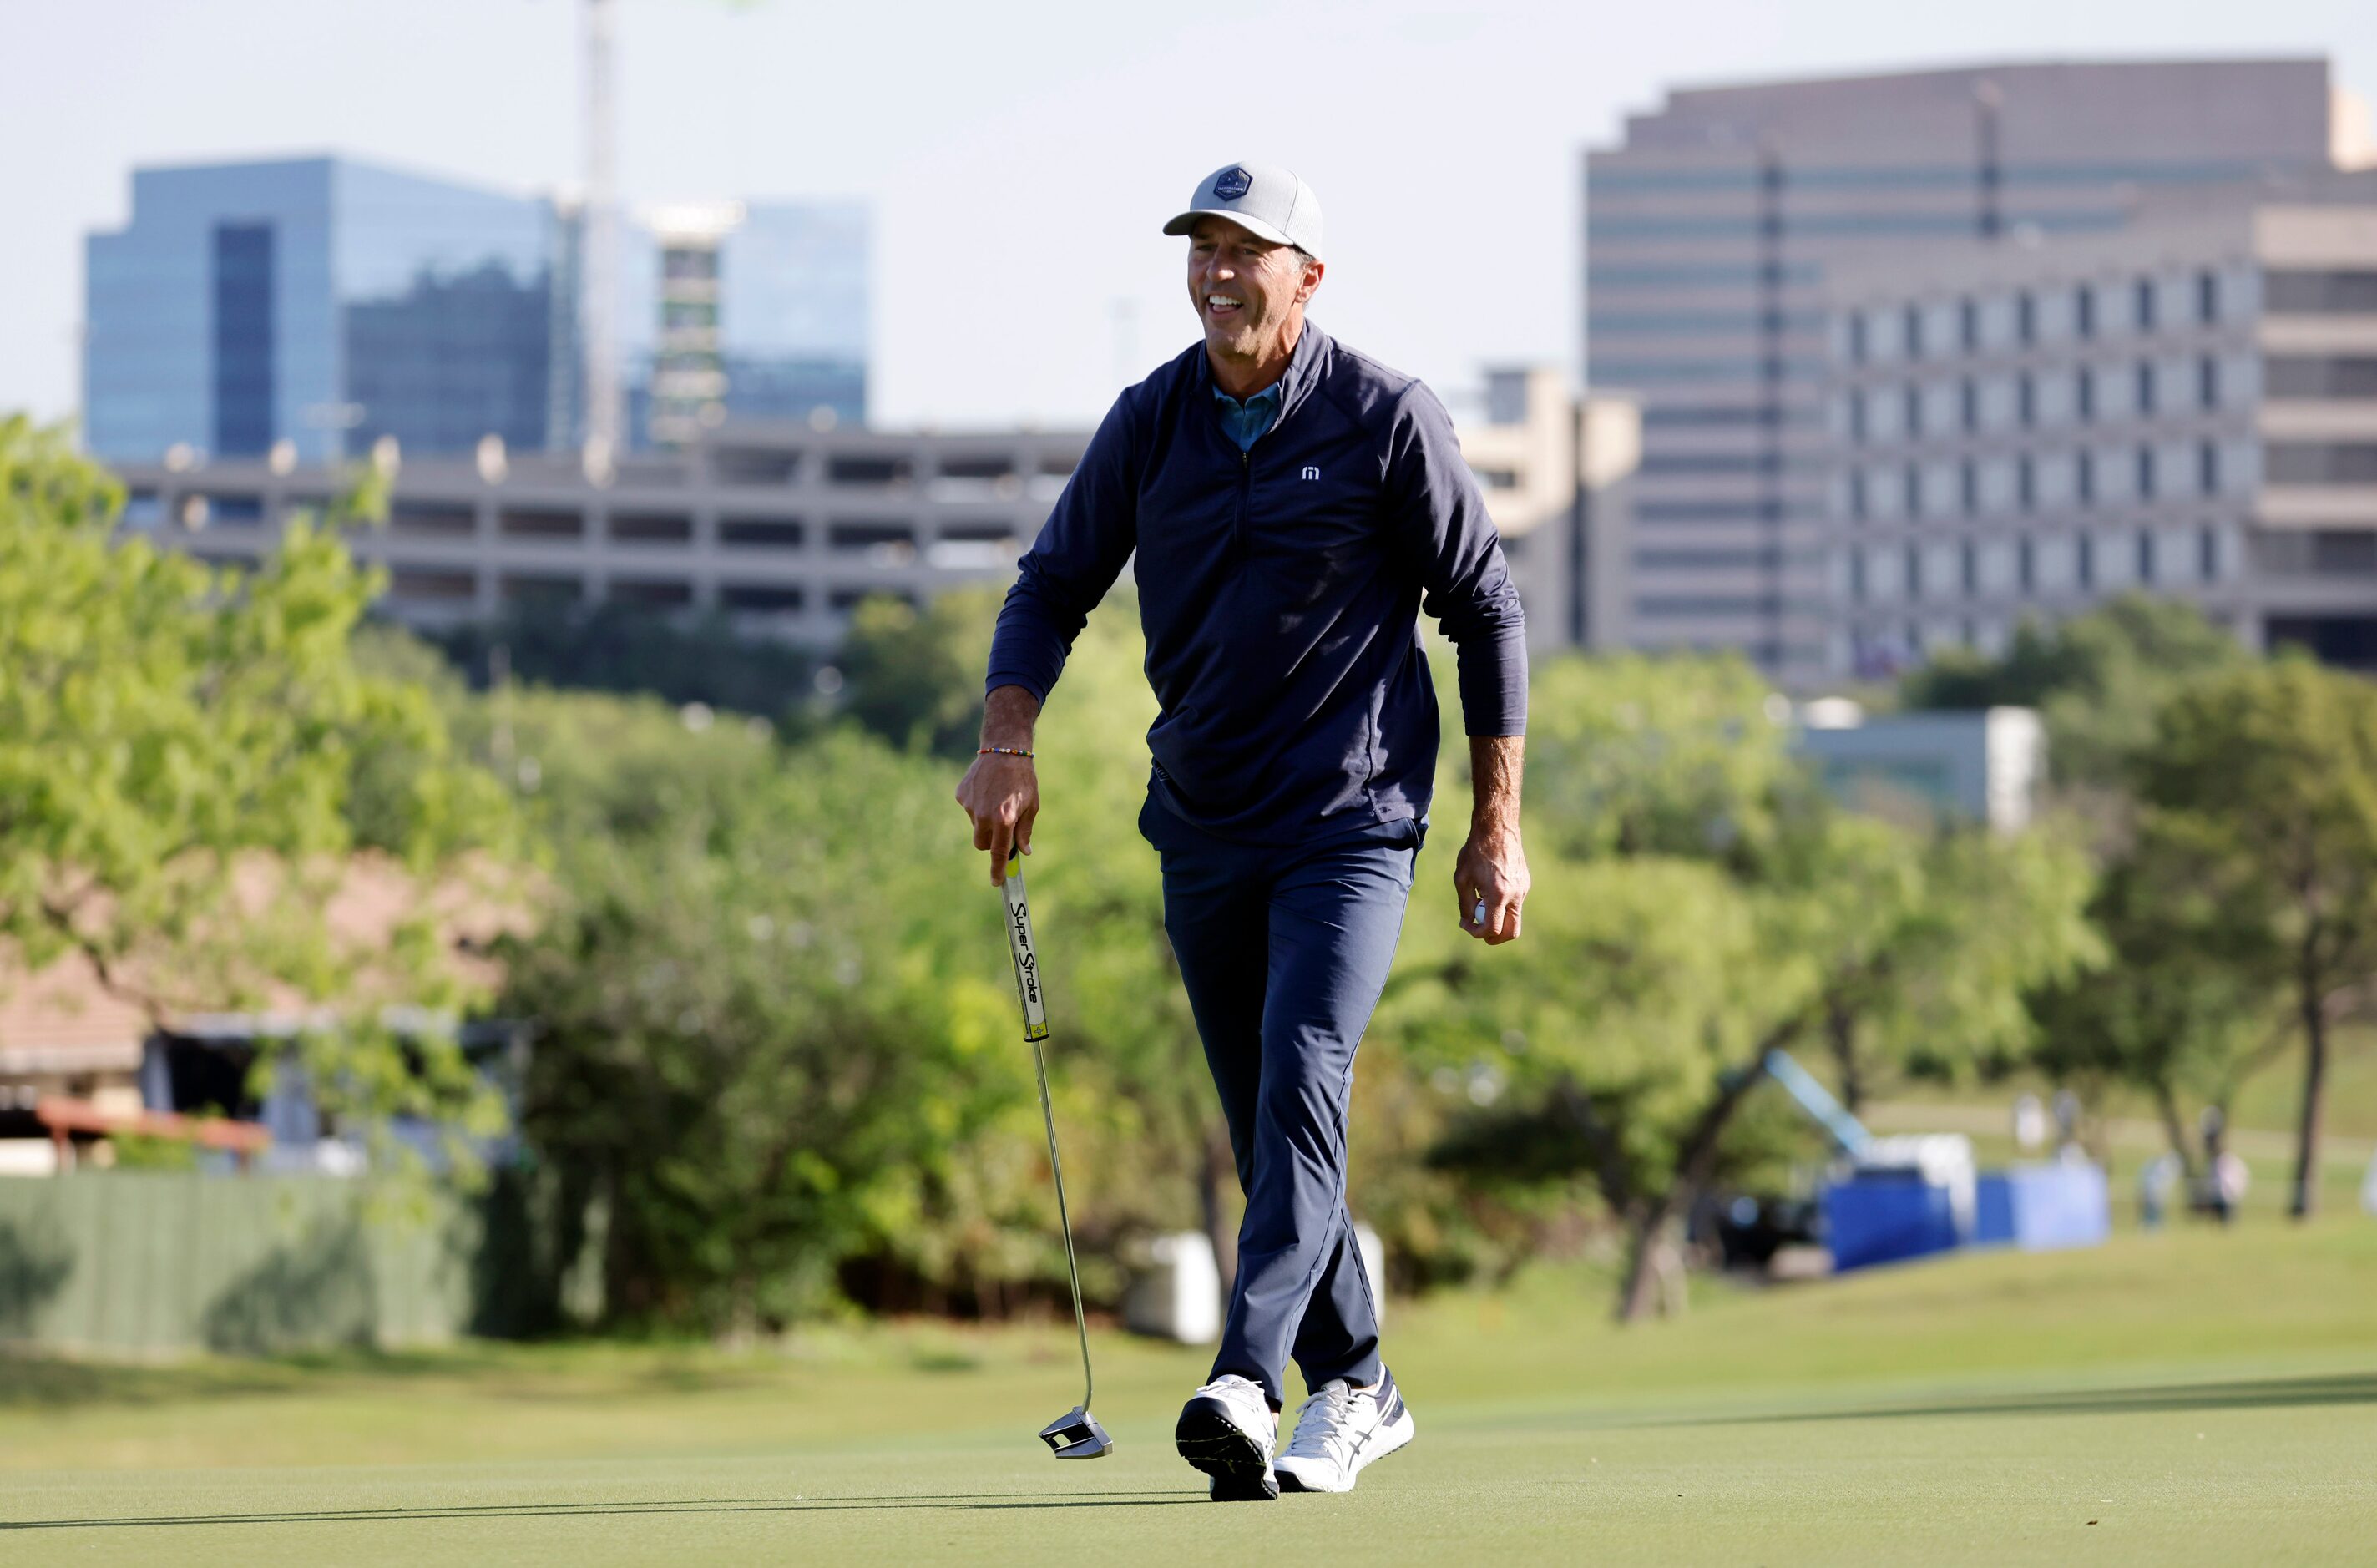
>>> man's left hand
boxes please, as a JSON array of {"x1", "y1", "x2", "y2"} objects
[{"x1": 1455, "y1": 823, "x2": 1529, "y2": 945}]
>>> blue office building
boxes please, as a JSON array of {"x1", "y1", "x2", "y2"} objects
[
  {"x1": 86, "y1": 156, "x2": 557, "y2": 463},
  {"x1": 718, "y1": 201, "x2": 869, "y2": 427},
  {"x1": 87, "y1": 158, "x2": 872, "y2": 463}
]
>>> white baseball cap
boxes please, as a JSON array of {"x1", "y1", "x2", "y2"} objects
[{"x1": 1162, "y1": 162, "x2": 1324, "y2": 262}]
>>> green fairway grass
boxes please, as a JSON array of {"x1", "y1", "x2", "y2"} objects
[{"x1": 5, "y1": 1220, "x2": 2374, "y2": 1565}]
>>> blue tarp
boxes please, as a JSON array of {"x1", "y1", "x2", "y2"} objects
[
  {"x1": 1823, "y1": 1174, "x2": 1961, "y2": 1272},
  {"x1": 1973, "y1": 1163, "x2": 2110, "y2": 1251}
]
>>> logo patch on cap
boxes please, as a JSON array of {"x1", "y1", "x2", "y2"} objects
[{"x1": 1212, "y1": 166, "x2": 1252, "y2": 200}]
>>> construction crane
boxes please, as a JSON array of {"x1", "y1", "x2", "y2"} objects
[{"x1": 580, "y1": 0, "x2": 621, "y2": 483}]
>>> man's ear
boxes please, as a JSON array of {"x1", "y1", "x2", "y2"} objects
[{"x1": 1299, "y1": 259, "x2": 1325, "y2": 304}]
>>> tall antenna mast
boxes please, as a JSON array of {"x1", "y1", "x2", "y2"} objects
[{"x1": 581, "y1": 0, "x2": 622, "y2": 483}]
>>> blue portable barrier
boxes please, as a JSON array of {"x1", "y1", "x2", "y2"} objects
[
  {"x1": 1823, "y1": 1172, "x2": 1961, "y2": 1272},
  {"x1": 1973, "y1": 1163, "x2": 2109, "y2": 1252}
]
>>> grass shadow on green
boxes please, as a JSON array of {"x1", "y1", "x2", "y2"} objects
[
  {"x1": 1, "y1": 1492, "x2": 1206, "y2": 1531},
  {"x1": 1679, "y1": 1371, "x2": 2377, "y2": 1428}
]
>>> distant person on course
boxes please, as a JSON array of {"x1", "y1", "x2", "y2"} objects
[{"x1": 955, "y1": 161, "x2": 1530, "y2": 1502}]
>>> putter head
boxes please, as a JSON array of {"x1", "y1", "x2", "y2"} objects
[{"x1": 1039, "y1": 1405, "x2": 1114, "y2": 1459}]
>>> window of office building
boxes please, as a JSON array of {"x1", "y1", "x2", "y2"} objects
[
  {"x1": 2017, "y1": 534, "x2": 2036, "y2": 591},
  {"x1": 610, "y1": 578, "x2": 693, "y2": 608},
  {"x1": 389, "y1": 569, "x2": 475, "y2": 602},
  {"x1": 501, "y1": 573, "x2": 582, "y2": 604},
  {"x1": 1848, "y1": 313, "x2": 1868, "y2": 363},
  {"x1": 1848, "y1": 469, "x2": 1868, "y2": 521},
  {"x1": 2076, "y1": 284, "x2": 2096, "y2": 340},
  {"x1": 2136, "y1": 362, "x2": 2156, "y2": 415},
  {"x1": 2137, "y1": 528, "x2": 2155, "y2": 584},
  {"x1": 203, "y1": 494, "x2": 265, "y2": 524},
  {"x1": 2135, "y1": 277, "x2": 2156, "y2": 332},
  {"x1": 827, "y1": 455, "x2": 912, "y2": 487},
  {"x1": 2264, "y1": 443, "x2": 2377, "y2": 483},
  {"x1": 1960, "y1": 539, "x2": 1978, "y2": 594},
  {"x1": 1960, "y1": 378, "x2": 1978, "y2": 432},
  {"x1": 1904, "y1": 543, "x2": 1921, "y2": 598},
  {"x1": 721, "y1": 517, "x2": 805, "y2": 548},
  {"x1": 2198, "y1": 441, "x2": 2220, "y2": 496},
  {"x1": 2016, "y1": 454, "x2": 2036, "y2": 513},
  {"x1": 828, "y1": 520, "x2": 916, "y2": 551},
  {"x1": 2077, "y1": 533, "x2": 2096, "y2": 589},
  {"x1": 1848, "y1": 390, "x2": 1865, "y2": 442},
  {"x1": 2017, "y1": 372, "x2": 2036, "y2": 427},
  {"x1": 391, "y1": 501, "x2": 475, "y2": 537},
  {"x1": 1960, "y1": 460, "x2": 1978, "y2": 514},
  {"x1": 1960, "y1": 299, "x2": 1979, "y2": 352},
  {"x1": 1903, "y1": 384, "x2": 1921, "y2": 437},
  {"x1": 211, "y1": 222, "x2": 276, "y2": 458},
  {"x1": 609, "y1": 511, "x2": 693, "y2": 544},
  {"x1": 500, "y1": 508, "x2": 584, "y2": 539},
  {"x1": 2017, "y1": 291, "x2": 2036, "y2": 345},
  {"x1": 1903, "y1": 463, "x2": 1921, "y2": 518},
  {"x1": 2198, "y1": 524, "x2": 2219, "y2": 581},
  {"x1": 2197, "y1": 270, "x2": 2219, "y2": 325},
  {"x1": 2198, "y1": 355, "x2": 2220, "y2": 409},
  {"x1": 2265, "y1": 356, "x2": 2377, "y2": 397},
  {"x1": 2076, "y1": 367, "x2": 2095, "y2": 422},
  {"x1": 1904, "y1": 303, "x2": 1924, "y2": 358},
  {"x1": 2077, "y1": 450, "x2": 2096, "y2": 507},
  {"x1": 721, "y1": 583, "x2": 804, "y2": 612},
  {"x1": 2263, "y1": 271, "x2": 2377, "y2": 313},
  {"x1": 1849, "y1": 549, "x2": 1867, "y2": 602},
  {"x1": 2137, "y1": 446, "x2": 2156, "y2": 501}
]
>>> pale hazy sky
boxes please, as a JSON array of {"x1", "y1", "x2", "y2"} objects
[{"x1": 5, "y1": 0, "x2": 2373, "y2": 432}]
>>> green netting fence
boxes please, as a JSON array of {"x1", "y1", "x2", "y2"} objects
[{"x1": 0, "y1": 1169, "x2": 575, "y2": 1356}]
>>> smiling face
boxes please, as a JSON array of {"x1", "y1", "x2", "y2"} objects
[{"x1": 1186, "y1": 215, "x2": 1323, "y2": 390}]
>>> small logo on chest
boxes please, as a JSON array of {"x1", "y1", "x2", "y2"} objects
[{"x1": 1301, "y1": 465, "x2": 1321, "y2": 481}]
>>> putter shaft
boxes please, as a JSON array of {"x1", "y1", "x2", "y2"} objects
[{"x1": 1002, "y1": 855, "x2": 1096, "y2": 1419}]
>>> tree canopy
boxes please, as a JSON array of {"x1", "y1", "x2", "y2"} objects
[{"x1": 0, "y1": 417, "x2": 515, "y2": 1151}]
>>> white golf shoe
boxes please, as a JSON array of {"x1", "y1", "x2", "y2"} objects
[
  {"x1": 1273, "y1": 1368, "x2": 1414, "y2": 1494},
  {"x1": 1175, "y1": 1373, "x2": 1279, "y2": 1501}
]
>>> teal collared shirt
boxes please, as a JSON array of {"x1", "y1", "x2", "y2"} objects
[{"x1": 1212, "y1": 380, "x2": 1282, "y2": 452}]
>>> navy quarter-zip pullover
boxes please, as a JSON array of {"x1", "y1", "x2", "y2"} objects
[{"x1": 985, "y1": 323, "x2": 1527, "y2": 844}]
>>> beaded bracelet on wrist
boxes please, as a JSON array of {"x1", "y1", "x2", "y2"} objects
[{"x1": 978, "y1": 745, "x2": 1034, "y2": 760}]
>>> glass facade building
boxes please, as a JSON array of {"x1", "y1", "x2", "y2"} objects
[
  {"x1": 616, "y1": 200, "x2": 871, "y2": 444},
  {"x1": 86, "y1": 159, "x2": 872, "y2": 463},
  {"x1": 87, "y1": 157, "x2": 554, "y2": 463}
]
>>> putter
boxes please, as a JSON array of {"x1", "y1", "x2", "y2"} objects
[{"x1": 1000, "y1": 848, "x2": 1114, "y2": 1461}]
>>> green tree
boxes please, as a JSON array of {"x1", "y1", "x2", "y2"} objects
[
  {"x1": 498, "y1": 696, "x2": 1034, "y2": 1328},
  {"x1": 1390, "y1": 653, "x2": 2096, "y2": 1321},
  {"x1": 427, "y1": 598, "x2": 817, "y2": 723},
  {"x1": 837, "y1": 591, "x2": 996, "y2": 760},
  {"x1": 0, "y1": 416, "x2": 513, "y2": 1148},
  {"x1": 2028, "y1": 837, "x2": 2285, "y2": 1177},
  {"x1": 1899, "y1": 594, "x2": 2245, "y2": 787},
  {"x1": 2127, "y1": 657, "x2": 2377, "y2": 1217}
]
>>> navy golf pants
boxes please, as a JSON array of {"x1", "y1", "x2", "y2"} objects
[{"x1": 1141, "y1": 797, "x2": 1419, "y2": 1409}]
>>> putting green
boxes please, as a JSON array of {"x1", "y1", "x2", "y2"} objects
[{"x1": 5, "y1": 1222, "x2": 2374, "y2": 1565}]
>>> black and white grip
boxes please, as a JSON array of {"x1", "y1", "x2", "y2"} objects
[{"x1": 1000, "y1": 852, "x2": 1049, "y2": 1042}]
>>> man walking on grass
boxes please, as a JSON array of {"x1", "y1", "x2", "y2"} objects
[{"x1": 955, "y1": 161, "x2": 1529, "y2": 1502}]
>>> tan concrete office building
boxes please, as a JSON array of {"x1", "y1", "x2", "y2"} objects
[
  {"x1": 1586, "y1": 58, "x2": 2340, "y2": 684},
  {"x1": 1456, "y1": 367, "x2": 1640, "y2": 653},
  {"x1": 1818, "y1": 183, "x2": 2377, "y2": 676}
]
